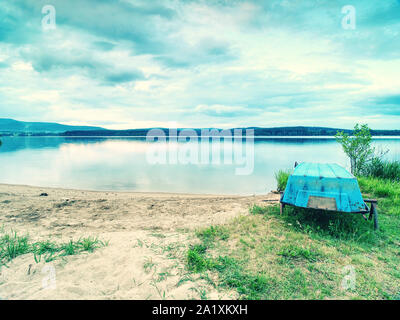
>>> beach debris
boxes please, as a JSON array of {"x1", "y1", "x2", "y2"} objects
[{"x1": 40, "y1": 193, "x2": 48, "y2": 197}]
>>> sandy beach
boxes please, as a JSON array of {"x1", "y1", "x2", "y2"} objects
[{"x1": 0, "y1": 184, "x2": 279, "y2": 300}]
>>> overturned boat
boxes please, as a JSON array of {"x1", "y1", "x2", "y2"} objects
[{"x1": 280, "y1": 162, "x2": 378, "y2": 229}]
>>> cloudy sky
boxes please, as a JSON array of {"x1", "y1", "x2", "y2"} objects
[{"x1": 0, "y1": 0, "x2": 399, "y2": 129}]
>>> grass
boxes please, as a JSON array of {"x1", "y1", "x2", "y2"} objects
[
  {"x1": 362, "y1": 158, "x2": 400, "y2": 182},
  {"x1": 143, "y1": 257, "x2": 156, "y2": 273},
  {"x1": 0, "y1": 228, "x2": 107, "y2": 267},
  {"x1": 274, "y1": 169, "x2": 292, "y2": 192},
  {"x1": 277, "y1": 243, "x2": 323, "y2": 262},
  {"x1": 357, "y1": 176, "x2": 400, "y2": 217},
  {"x1": 185, "y1": 175, "x2": 400, "y2": 300}
]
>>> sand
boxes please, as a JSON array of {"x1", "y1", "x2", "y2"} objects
[{"x1": 0, "y1": 184, "x2": 279, "y2": 300}]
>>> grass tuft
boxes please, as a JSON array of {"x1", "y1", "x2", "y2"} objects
[
  {"x1": 274, "y1": 169, "x2": 292, "y2": 192},
  {"x1": 0, "y1": 229, "x2": 107, "y2": 267},
  {"x1": 187, "y1": 244, "x2": 214, "y2": 272},
  {"x1": 196, "y1": 226, "x2": 229, "y2": 244},
  {"x1": 277, "y1": 244, "x2": 322, "y2": 262},
  {"x1": 0, "y1": 232, "x2": 30, "y2": 263}
]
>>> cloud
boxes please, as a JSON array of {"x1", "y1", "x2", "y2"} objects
[
  {"x1": 0, "y1": 0, "x2": 400, "y2": 129},
  {"x1": 194, "y1": 104, "x2": 261, "y2": 118},
  {"x1": 364, "y1": 94, "x2": 400, "y2": 116},
  {"x1": 93, "y1": 41, "x2": 116, "y2": 52},
  {"x1": 154, "y1": 37, "x2": 237, "y2": 68},
  {"x1": 375, "y1": 95, "x2": 400, "y2": 106},
  {"x1": 104, "y1": 71, "x2": 144, "y2": 84}
]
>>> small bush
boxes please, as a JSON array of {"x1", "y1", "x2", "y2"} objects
[
  {"x1": 275, "y1": 169, "x2": 292, "y2": 192},
  {"x1": 335, "y1": 124, "x2": 375, "y2": 175}
]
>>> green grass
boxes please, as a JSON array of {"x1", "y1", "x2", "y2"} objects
[
  {"x1": 185, "y1": 176, "x2": 400, "y2": 300},
  {"x1": 358, "y1": 176, "x2": 400, "y2": 216},
  {"x1": 0, "y1": 229, "x2": 107, "y2": 267},
  {"x1": 362, "y1": 158, "x2": 400, "y2": 182},
  {"x1": 196, "y1": 225, "x2": 229, "y2": 244},
  {"x1": 277, "y1": 243, "x2": 323, "y2": 262},
  {"x1": 187, "y1": 244, "x2": 213, "y2": 272},
  {"x1": 274, "y1": 169, "x2": 292, "y2": 192},
  {"x1": 0, "y1": 231, "x2": 30, "y2": 264}
]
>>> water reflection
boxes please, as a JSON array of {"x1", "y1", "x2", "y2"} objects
[{"x1": 0, "y1": 137, "x2": 399, "y2": 195}]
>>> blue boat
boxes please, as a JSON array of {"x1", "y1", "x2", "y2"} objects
[{"x1": 280, "y1": 163, "x2": 375, "y2": 218}]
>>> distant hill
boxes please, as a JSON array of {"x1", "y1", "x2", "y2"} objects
[
  {"x1": 0, "y1": 118, "x2": 105, "y2": 134},
  {"x1": 61, "y1": 126, "x2": 400, "y2": 137},
  {"x1": 1, "y1": 119, "x2": 400, "y2": 136}
]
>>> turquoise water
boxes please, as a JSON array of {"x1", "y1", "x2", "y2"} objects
[{"x1": 0, "y1": 136, "x2": 399, "y2": 195}]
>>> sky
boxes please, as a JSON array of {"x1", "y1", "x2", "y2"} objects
[{"x1": 0, "y1": 0, "x2": 399, "y2": 130}]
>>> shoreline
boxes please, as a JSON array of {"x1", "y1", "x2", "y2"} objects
[{"x1": 0, "y1": 183, "x2": 270, "y2": 197}]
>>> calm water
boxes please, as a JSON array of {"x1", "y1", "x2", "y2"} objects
[{"x1": 0, "y1": 136, "x2": 399, "y2": 195}]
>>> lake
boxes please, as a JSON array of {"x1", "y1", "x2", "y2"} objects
[{"x1": 0, "y1": 136, "x2": 399, "y2": 195}]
